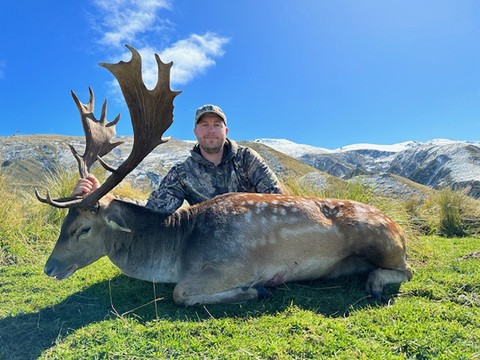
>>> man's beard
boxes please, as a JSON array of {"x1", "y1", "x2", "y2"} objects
[
  {"x1": 198, "y1": 137, "x2": 225, "y2": 155},
  {"x1": 199, "y1": 138, "x2": 224, "y2": 154}
]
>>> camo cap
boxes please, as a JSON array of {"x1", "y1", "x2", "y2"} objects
[{"x1": 194, "y1": 104, "x2": 227, "y2": 127}]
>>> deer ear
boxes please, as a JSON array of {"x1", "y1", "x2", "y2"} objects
[{"x1": 104, "y1": 211, "x2": 131, "y2": 233}]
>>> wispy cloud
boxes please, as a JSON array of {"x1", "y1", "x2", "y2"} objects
[
  {"x1": 91, "y1": 0, "x2": 230, "y2": 92},
  {"x1": 93, "y1": 0, "x2": 172, "y2": 47},
  {"x1": 105, "y1": 33, "x2": 230, "y2": 102},
  {"x1": 91, "y1": 0, "x2": 230, "y2": 107},
  {"x1": 139, "y1": 33, "x2": 230, "y2": 87}
]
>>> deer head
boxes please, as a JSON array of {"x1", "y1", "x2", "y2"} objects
[{"x1": 36, "y1": 45, "x2": 181, "y2": 208}]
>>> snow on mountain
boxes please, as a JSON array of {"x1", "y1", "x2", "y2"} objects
[
  {"x1": 335, "y1": 141, "x2": 420, "y2": 153},
  {"x1": 387, "y1": 142, "x2": 480, "y2": 187},
  {"x1": 252, "y1": 139, "x2": 331, "y2": 158},
  {"x1": 2, "y1": 135, "x2": 479, "y2": 199},
  {"x1": 254, "y1": 138, "x2": 480, "y2": 158},
  {"x1": 254, "y1": 138, "x2": 480, "y2": 198},
  {"x1": 0, "y1": 135, "x2": 194, "y2": 190}
]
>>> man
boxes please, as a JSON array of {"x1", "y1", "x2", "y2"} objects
[{"x1": 73, "y1": 104, "x2": 283, "y2": 214}]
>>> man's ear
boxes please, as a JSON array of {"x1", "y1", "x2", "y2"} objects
[{"x1": 103, "y1": 210, "x2": 131, "y2": 233}]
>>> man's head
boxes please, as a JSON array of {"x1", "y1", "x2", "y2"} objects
[
  {"x1": 194, "y1": 104, "x2": 227, "y2": 128},
  {"x1": 194, "y1": 104, "x2": 228, "y2": 155}
]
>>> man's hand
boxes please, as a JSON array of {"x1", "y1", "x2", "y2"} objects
[{"x1": 71, "y1": 174, "x2": 101, "y2": 197}]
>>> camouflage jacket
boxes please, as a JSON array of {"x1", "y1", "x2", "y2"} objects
[{"x1": 145, "y1": 139, "x2": 283, "y2": 213}]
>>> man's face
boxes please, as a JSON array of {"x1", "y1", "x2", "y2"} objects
[{"x1": 194, "y1": 113, "x2": 228, "y2": 155}]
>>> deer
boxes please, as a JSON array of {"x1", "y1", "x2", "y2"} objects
[{"x1": 36, "y1": 45, "x2": 413, "y2": 306}]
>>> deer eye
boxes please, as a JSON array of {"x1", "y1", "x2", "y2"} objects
[{"x1": 78, "y1": 227, "x2": 91, "y2": 238}]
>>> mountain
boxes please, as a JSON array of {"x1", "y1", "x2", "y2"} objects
[
  {"x1": 253, "y1": 138, "x2": 480, "y2": 198},
  {"x1": 0, "y1": 135, "x2": 193, "y2": 190},
  {"x1": 2, "y1": 135, "x2": 475, "y2": 200},
  {"x1": 0, "y1": 135, "x2": 335, "y2": 193}
]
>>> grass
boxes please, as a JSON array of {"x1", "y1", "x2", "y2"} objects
[
  {"x1": 1, "y1": 171, "x2": 480, "y2": 359},
  {"x1": 282, "y1": 175, "x2": 376, "y2": 204},
  {"x1": 2, "y1": 236, "x2": 479, "y2": 359},
  {"x1": 402, "y1": 188, "x2": 480, "y2": 238}
]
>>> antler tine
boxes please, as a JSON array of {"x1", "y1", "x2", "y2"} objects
[
  {"x1": 35, "y1": 188, "x2": 85, "y2": 209},
  {"x1": 35, "y1": 87, "x2": 125, "y2": 208},
  {"x1": 77, "y1": 45, "x2": 181, "y2": 207},
  {"x1": 100, "y1": 45, "x2": 181, "y2": 150},
  {"x1": 70, "y1": 88, "x2": 124, "y2": 177}
]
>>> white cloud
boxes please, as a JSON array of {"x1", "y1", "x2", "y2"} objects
[
  {"x1": 114, "y1": 32, "x2": 230, "y2": 89},
  {"x1": 160, "y1": 32, "x2": 230, "y2": 85},
  {"x1": 93, "y1": 0, "x2": 172, "y2": 47},
  {"x1": 91, "y1": 1, "x2": 230, "y2": 92}
]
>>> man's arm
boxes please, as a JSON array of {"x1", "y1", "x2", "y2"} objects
[
  {"x1": 146, "y1": 167, "x2": 187, "y2": 214},
  {"x1": 70, "y1": 170, "x2": 186, "y2": 214},
  {"x1": 243, "y1": 148, "x2": 284, "y2": 194}
]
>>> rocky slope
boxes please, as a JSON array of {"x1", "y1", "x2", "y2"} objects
[
  {"x1": 0, "y1": 135, "x2": 193, "y2": 190},
  {"x1": 254, "y1": 138, "x2": 480, "y2": 198},
  {"x1": 2, "y1": 135, "x2": 465, "y2": 201},
  {"x1": 1, "y1": 135, "x2": 331, "y2": 191}
]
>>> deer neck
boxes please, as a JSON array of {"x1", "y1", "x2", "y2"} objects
[{"x1": 105, "y1": 200, "x2": 192, "y2": 283}]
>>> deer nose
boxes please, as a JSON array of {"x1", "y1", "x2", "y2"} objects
[
  {"x1": 44, "y1": 262, "x2": 56, "y2": 277},
  {"x1": 44, "y1": 257, "x2": 62, "y2": 277}
]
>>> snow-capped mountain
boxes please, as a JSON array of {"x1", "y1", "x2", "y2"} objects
[
  {"x1": 1, "y1": 135, "x2": 479, "y2": 199},
  {"x1": 254, "y1": 138, "x2": 480, "y2": 198}
]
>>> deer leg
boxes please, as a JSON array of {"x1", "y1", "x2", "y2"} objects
[
  {"x1": 365, "y1": 265, "x2": 413, "y2": 300},
  {"x1": 173, "y1": 265, "x2": 273, "y2": 306}
]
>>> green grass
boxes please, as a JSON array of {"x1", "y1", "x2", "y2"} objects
[
  {"x1": 403, "y1": 188, "x2": 480, "y2": 238},
  {"x1": 1, "y1": 236, "x2": 479, "y2": 359},
  {"x1": 1, "y1": 171, "x2": 480, "y2": 359}
]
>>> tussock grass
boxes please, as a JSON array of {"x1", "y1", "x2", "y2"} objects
[
  {"x1": 282, "y1": 175, "x2": 376, "y2": 204},
  {"x1": 112, "y1": 178, "x2": 152, "y2": 200},
  {"x1": 0, "y1": 171, "x2": 26, "y2": 265},
  {"x1": 0, "y1": 168, "x2": 68, "y2": 266},
  {"x1": 402, "y1": 188, "x2": 480, "y2": 238},
  {"x1": 436, "y1": 188, "x2": 467, "y2": 237}
]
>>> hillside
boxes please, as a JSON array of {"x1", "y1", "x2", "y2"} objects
[
  {"x1": 0, "y1": 135, "x2": 444, "y2": 201},
  {"x1": 348, "y1": 173, "x2": 435, "y2": 201},
  {"x1": 254, "y1": 138, "x2": 480, "y2": 198},
  {"x1": 0, "y1": 135, "x2": 193, "y2": 191}
]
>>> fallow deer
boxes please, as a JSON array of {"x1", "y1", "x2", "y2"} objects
[{"x1": 37, "y1": 45, "x2": 412, "y2": 305}]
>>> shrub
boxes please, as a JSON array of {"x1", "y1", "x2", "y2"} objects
[
  {"x1": 418, "y1": 188, "x2": 480, "y2": 238},
  {"x1": 437, "y1": 189, "x2": 465, "y2": 237}
]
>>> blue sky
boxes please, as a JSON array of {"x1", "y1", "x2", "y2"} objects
[{"x1": 1, "y1": 0, "x2": 479, "y2": 149}]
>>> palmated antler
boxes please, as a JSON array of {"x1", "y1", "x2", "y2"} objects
[
  {"x1": 70, "y1": 87, "x2": 124, "y2": 179},
  {"x1": 36, "y1": 45, "x2": 181, "y2": 208}
]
